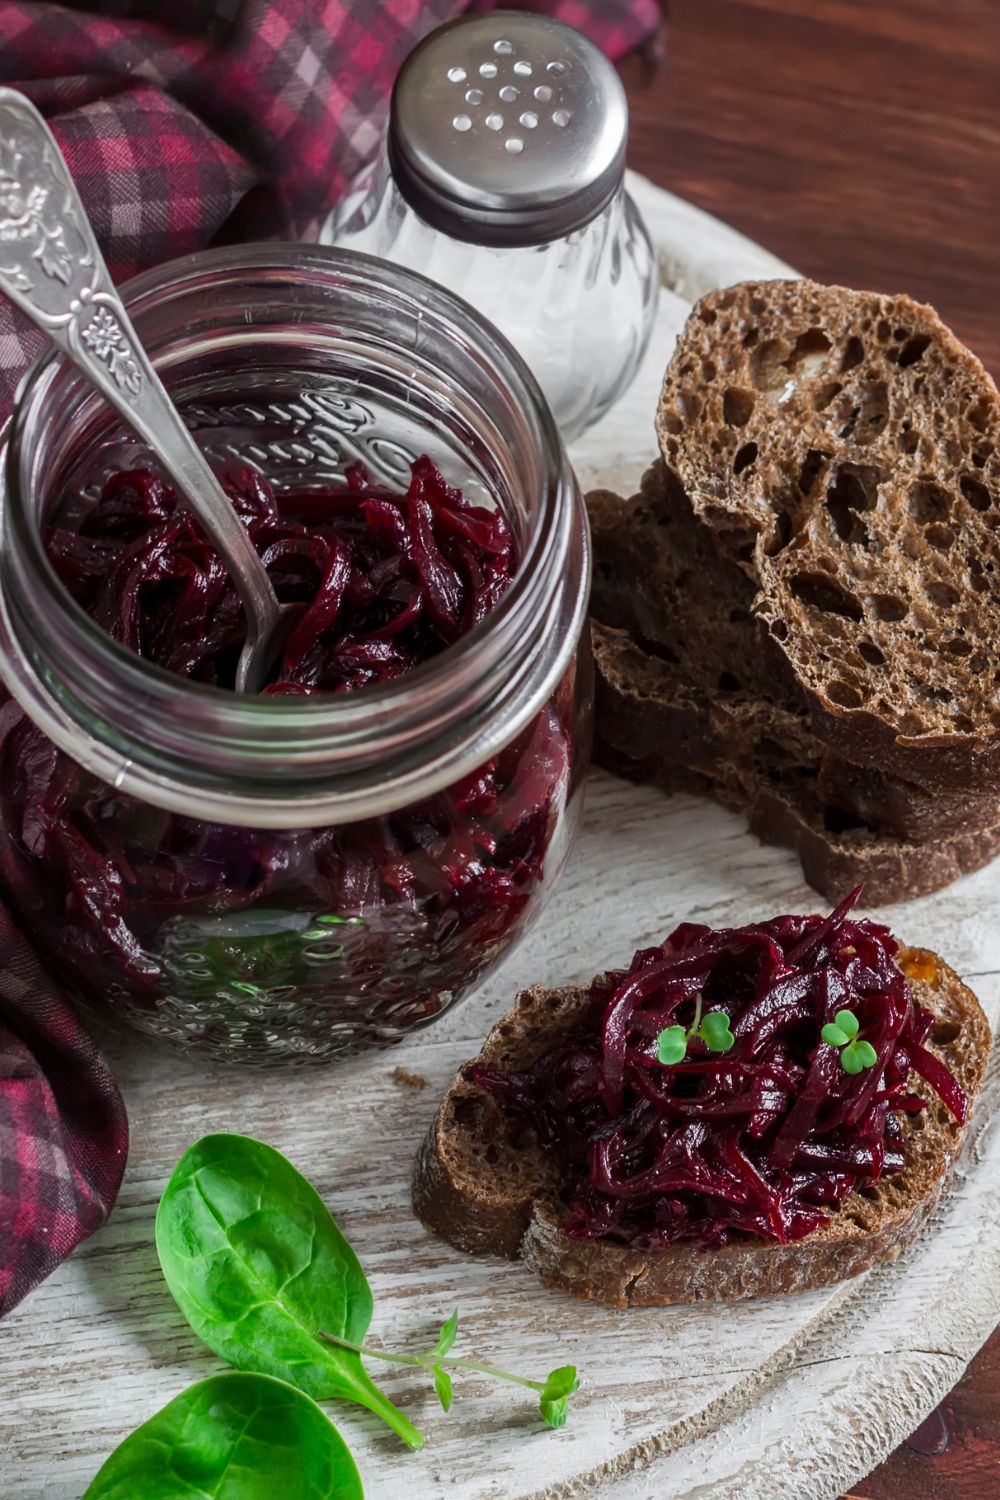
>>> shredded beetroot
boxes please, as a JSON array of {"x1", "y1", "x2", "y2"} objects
[
  {"x1": 45, "y1": 455, "x2": 514, "y2": 692},
  {"x1": 474, "y1": 890, "x2": 968, "y2": 1248},
  {"x1": 0, "y1": 458, "x2": 571, "y2": 1051}
]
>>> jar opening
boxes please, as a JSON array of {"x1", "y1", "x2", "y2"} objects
[{"x1": 0, "y1": 246, "x2": 588, "y2": 827}]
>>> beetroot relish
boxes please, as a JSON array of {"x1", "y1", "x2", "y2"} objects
[
  {"x1": 0, "y1": 458, "x2": 571, "y2": 1053},
  {"x1": 474, "y1": 890, "x2": 967, "y2": 1249},
  {"x1": 46, "y1": 455, "x2": 514, "y2": 692}
]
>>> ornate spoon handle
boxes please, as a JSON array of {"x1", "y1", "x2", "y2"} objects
[{"x1": 0, "y1": 88, "x2": 284, "y2": 694}]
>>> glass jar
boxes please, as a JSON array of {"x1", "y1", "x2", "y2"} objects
[{"x1": 0, "y1": 246, "x2": 591, "y2": 1066}]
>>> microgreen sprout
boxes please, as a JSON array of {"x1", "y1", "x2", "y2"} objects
[
  {"x1": 656, "y1": 993, "x2": 734, "y2": 1066},
  {"x1": 821, "y1": 1008, "x2": 877, "y2": 1074},
  {"x1": 319, "y1": 1312, "x2": 579, "y2": 1431}
]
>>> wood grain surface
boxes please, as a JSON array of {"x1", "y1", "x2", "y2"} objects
[
  {"x1": 3, "y1": 762, "x2": 998, "y2": 1500},
  {"x1": 622, "y1": 0, "x2": 1000, "y2": 379},
  {"x1": 844, "y1": 1337, "x2": 1000, "y2": 1500},
  {"x1": 1, "y1": 8, "x2": 997, "y2": 1495},
  {"x1": 3, "y1": 194, "x2": 998, "y2": 1493},
  {"x1": 620, "y1": 4, "x2": 1000, "y2": 1493}
]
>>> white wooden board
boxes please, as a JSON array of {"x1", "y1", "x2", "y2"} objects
[{"x1": 1, "y1": 176, "x2": 997, "y2": 1500}]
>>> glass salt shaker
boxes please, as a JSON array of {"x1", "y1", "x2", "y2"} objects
[{"x1": 321, "y1": 11, "x2": 659, "y2": 443}]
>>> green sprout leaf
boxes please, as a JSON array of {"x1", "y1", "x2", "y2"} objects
[
  {"x1": 541, "y1": 1366, "x2": 580, "y2": 1400},
  {"x1": 656, "y1": 1025, "x2": 688, "y2": 1066},
  {"x1": 841, "y1": 1038, "x2": 878, "y2": 1075},
  {"x1": 540, "y1": 1395, "x2": 570, "y2": 1430},
  {"x1": 657, "y1": 993, "x2": 734, "y2": 1067},
  {"x1": 697, "y1": 1010, "x2": 735, "y2": 1053},
  {"x1": 430, "y1": 1309, "x2": 459, "y2": 1361},
  {"x1": 821, "y1": 1009, "x2": 876, "y2": 1074},
  {"x1": 539, "y1": 1366, "x2": 580, "y2": 1430},
  {"x1": 821, "y1": 1008, "x2": 860, "y2": 1047},
  {"x1": 433, "y1": 1367, "x2": 454, "y2": 1413},
  {"x1": 322, "y1": 1318, "x2": 582, "y2": 1433}
]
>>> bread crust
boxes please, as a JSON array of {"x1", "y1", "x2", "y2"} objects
[
  {"x1": 412, "y1": 951, "x2": 989, "y2": 1307},
  {"x1": 656, "y1": 280, "x2": 1000, "y2": 792},
  {"x1": 592, "y1": 621, "x2": 1000, "y2": 906},
  {"x1": 588, "y1": 463, "x2": 1000, "y2": 839},
  {"x1": 586, "y1": 460, "x2": 1000, "y2": 903},
  {"x1": 747, "y1": 783, "x2": 1000, "y2": 908}
]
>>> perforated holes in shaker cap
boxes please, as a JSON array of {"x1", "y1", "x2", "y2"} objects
[{"x1": 388, "y1": 12, "x2": 629, "y2": 247}]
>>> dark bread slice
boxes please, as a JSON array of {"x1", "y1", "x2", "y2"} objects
[
  {"x1": 587, "y1": 462, "x2": 1000, "y2": 847},
  {"x1": 656, "y1": 280, "x2": 1000, "y2": 791},
  {"x1": 817, "y1": 756, "x2": 997, "y2": 844},
  {"x1": 412, "y1": 951, "x2": 990, "y2": 1306},
  {"x1": 593, "y1": 621, "x2": 1000, "y2": 905},
  {"x1": 750, "y1": 779, "x2": 1000, "y2": 908}
]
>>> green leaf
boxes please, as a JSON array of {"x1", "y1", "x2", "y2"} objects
[
  {"x1": 656, "y1": 1025, "x2": 688, "y2": 1066},
  {"x1": 833, "y1": 1008, "x2": 860, "y2": 1039},
  {"x1": 540, "y1": 1394, "x2": 570, "y2": 1430},
  {"x1": 841, "y1": 1038, "x2": 878, "y2": 1074},
  {"x1": 542, "y1": 1365, "x2": 580, "y2": 1400},
  {"x1": 821, "y1": 1022, "x2": 850, "y2": 1047},
  {"x1": 433, "y1": 1367, "x2": 454, "y2": 1413},
  {"x1": 430, "y1": 1309, "x2": 459, "y2": 1361},
  {"x1": 81, "y1": 1373, "x2": 363, "y2": 1499},
  {"x1": 538, "y1": 1366, "x2": 579, "y2": 1431},
  {"x1": 155, "y1": 1134, "x2": 423, "y2": 1450},
  {"x1": 697, "y1": 1011, "x2": 734, "y2": 1053}
]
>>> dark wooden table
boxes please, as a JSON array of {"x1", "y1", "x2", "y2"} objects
[{"x1": 620, "y1": 2, "x2": 1000, "y2": 1495}]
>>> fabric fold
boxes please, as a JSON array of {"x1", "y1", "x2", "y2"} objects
[{"x1": 0, "y1": 905, "x2": 128, "y2": 1317}]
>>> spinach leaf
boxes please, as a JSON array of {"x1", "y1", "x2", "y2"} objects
[
  {"x1": 82, "y1": 1373, "x2": 363, "y2": 1499},
  {"x1": 155, "y1": 1134, "x2": 423, "y2": 1450}
]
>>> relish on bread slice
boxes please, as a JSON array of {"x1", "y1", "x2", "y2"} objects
[{"x1": 412, "y1": 894, "x2": 988, "y2": 1306}]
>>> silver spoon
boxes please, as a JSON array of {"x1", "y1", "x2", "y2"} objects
[{"x1": 0, "y1": 88, "x2": 292, "y2": 694}]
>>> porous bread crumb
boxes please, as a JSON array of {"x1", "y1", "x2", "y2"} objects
[{"x1": 656, "y1": 279, "x2": 1000, "y2": 791}]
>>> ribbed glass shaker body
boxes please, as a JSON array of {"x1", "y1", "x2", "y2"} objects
[
  {"x1": 321, "y1": 13, "x2": 659, "y2": 443},
  {"x1": 325, "y1": 166, "x2": 658, "y2": 444},
  {"x1": 0, "y1": 246, "x2": 592, "y2": 1065}
]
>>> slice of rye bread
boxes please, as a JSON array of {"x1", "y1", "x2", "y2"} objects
[
  {"x1": 593, "y1": 681, "x2": 1000, "y2": 907},
  {"x1": 655, "y1": 279, "x2": 1000, "y2": 792},
  {"x1": 593, "y1": 690, "x2": 1000, "y2": 900},
  {"x1": 587, "y1": 462, "x2": 1000, "y2": 848},
  {"x1": 412, "y1": 949, "x2": 990, "y2": 1307}
]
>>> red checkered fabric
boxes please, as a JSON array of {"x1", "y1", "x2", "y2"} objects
[
  {"x1": 0, "y1": 904, "x2": 128, "y2": 1317},
  {"x1": 0, "y1": 1, "x2": 659, "y2": 1318},
  {"x1": 0, "y1": 0, "x2": 661, "y2": 415}
]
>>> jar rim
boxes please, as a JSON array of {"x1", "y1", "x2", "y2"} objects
[{"x1": 0, "y1": 244, "x2": 588, "y2": 828}]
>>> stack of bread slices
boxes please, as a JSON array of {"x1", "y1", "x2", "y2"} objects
[{"x1": 589, "y1": 279, "x2": 1000, "y2": 903}]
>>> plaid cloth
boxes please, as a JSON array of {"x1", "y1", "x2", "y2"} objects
[
  {"x1": 0, "y1": 0, "x2": 659, "y2": 1318},
  {"x1": 0, "y1": 905, "x2": 127, "y2": 1318},
  {"x1": 0, "y1": 0, "x2": 661, "y2": 414}
]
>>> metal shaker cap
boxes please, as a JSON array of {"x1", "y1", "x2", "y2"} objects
[{"x1": 388, "y1": 11, "x2": 629, "y2": 248}]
